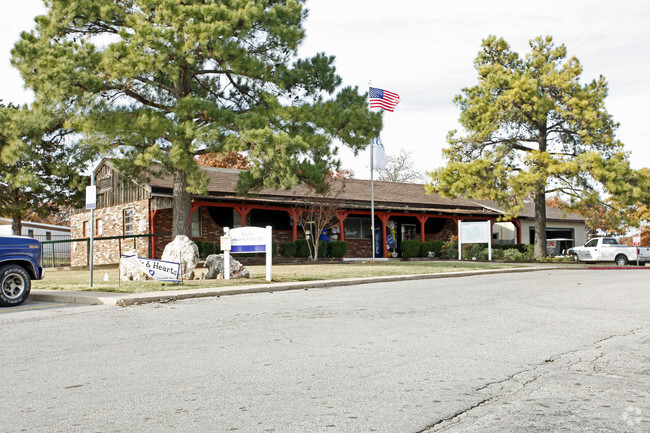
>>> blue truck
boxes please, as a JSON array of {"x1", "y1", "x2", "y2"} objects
[{"x1": 0, "y1": 235, "x2": 44, "y2": 307}]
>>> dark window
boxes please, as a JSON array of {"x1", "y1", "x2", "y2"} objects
[{"x1": 345, "y1": 217, "x2": 372, "y2": 239}]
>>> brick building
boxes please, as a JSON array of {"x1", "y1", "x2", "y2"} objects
[{"x1": 71, "y1": 159, "x2": 514, "y2": 265}]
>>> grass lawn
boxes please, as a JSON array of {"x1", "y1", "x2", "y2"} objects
[{"x1": 33, "y1": 260, "x2": 530, "y2": 293}]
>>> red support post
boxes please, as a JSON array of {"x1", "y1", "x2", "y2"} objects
[
  {"x1": 513, "y1": 219, "x2": 522, "y2": 244},
  {"x1": 288, "y1": 208, "x2": 302, "y2": 241},
  {"x1": 234, "y1": 205, "x2": 252, "y2": 227},
  {"x1": 416, "y1": 215, "x2": 429, "y2": 243},
  {"x1": 149, "y1": 210, "x2": 159, "y2": 259},
  {"x1": 336, "y1": 211, "x2": 349, "y2": 241}
]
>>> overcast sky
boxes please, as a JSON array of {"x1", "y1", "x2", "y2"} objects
[{"x1": 2, "y1": 0, "x2": 649, "y2": 179}]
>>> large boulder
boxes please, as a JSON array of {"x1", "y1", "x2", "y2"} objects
[
  {"x1": 205, "y1": 254, "x2": 251, "y2": 279},
  {"x1": 161, "y1": 235, "x2": 199, "y2": 280}
]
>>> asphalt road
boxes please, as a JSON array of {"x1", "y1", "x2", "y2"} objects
[{"x1": 1, "y1": 269, "x2": 648, "y2": 433}]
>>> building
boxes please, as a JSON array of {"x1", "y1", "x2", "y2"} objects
[
  {"x1": 0, "y1": 217, "x2": 71, "y2": 240},
  {"x1": 70, "y1": 160, "x2": 587, "y2": 265},
  {"x1": 473, "y1": 200, "x2": 587, "y2": 247}
]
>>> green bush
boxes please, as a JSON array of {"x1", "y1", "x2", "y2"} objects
[
  {"x1": 419, "y1": 240, "x2": 443, "y2": 257},
  {"x1": 317, "y1": 241, "x2": 327, "y2": 258},
  {"x1": 492, "y1": 243, "x2": 528, "y2": 253},
  {"x1": 503, "y1": 248, "x2": 526, "y2": 261},
  {"x1": 294, "y1": 239, "x2": 310, "y2": 258},
  {"x1": 440, "y1": 237, "x2": 458, "y2": 259},
  {"x1": 401, "y1": 239, "x2": 421, "y2": 259},
  {"x1": 328, "y1": 241, "x2": 348, "y2": 258},
  {"x1": 279, "y1": 241, "x2": 296, "y2": 258},
  {"x1": 195, "y1": 240, "x2": 215, "y2": 258}
]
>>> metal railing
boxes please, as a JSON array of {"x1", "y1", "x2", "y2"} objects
[{"x1": 40, "y1": 233, "x2": 171, "y2": 268}]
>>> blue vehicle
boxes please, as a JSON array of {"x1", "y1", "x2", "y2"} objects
[{"x1": 0, "y1": 235, "x2": 44, "y2": 307}]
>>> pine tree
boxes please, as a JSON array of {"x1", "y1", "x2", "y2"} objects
[
  {"x1": 429, "y1": 36, "x2": 644, "y2": 258},
  {"x1": 12, "y1": 0, "x2": 381, "y2": 237}
]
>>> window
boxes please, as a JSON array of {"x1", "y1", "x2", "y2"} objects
[
  {"x1": 82, "y1": 221, "x2": 89, "y2": 237},
  {"x1": 123, "y1": 209, "x2": 134, "y2": 235},
  {"x1": 46, "y1": 231, "x2": 52, "y2": 240},
  {"x1": 344, "y1": 217, "x2": 372, "y2": 239},
  {"x1": 585, "y1": 239, "x2": 599, "y2": 248},
  {"x1": 27, "y1": 229, "x2": 34, "y2": 238},
  {"x1": 96, "y1": 219, "x2": 103, "y2": 236},
  {"x1": 192, "y1": 211, "x2": 202, "y2": 238}
]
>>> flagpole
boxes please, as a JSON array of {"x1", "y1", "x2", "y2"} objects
[{"x1": 369, "y1": 81, "x2": 376, "y2": 260}]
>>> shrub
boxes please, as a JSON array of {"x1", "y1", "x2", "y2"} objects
[
  {"x1": 294, "y1": 239, "x2": 310, "y2": 258},
  {"x1": 279, "y1": 241, "x2": 296, "y2": 258},
  {"x1": 401, "y1": 239, "x2": 421, "y2": 259},
  {"x1": 195, "y1": 240, "x2": 215, "y2": 258},
  {"x1": 440, "y1": 237, "x2": 458, "y2": 259},
  {"x1": 503, "y1": 248, "x2": 526, "y2": 261},
  {"x1": 419, "y1": 241, "x2": 432, "y2": 257},
  {"x1": 317, "y1": 241, "x2": 327, "y2": 258},
  {"x1": 328, "y1": 241, "x2": 348, "y2": 258},
  {"x1": 421, "y1": 240, "x2": 444, "y2": 257}
]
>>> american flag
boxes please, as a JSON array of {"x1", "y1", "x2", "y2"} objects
[{"x1": 369, "y1": 87, "x2": 400, "y2": 112}]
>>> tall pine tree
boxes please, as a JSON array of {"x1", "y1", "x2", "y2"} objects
[
  {"x1": 12, "y1": 0, "x2": 381, "y2": 237},
  {"x1": 429, "y1": 36, "x2": 644, "y2": 258}
]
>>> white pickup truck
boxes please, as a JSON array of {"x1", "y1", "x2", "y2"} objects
[{"x1": 567, "y1": 237, "x2": 650, "y2": 266}]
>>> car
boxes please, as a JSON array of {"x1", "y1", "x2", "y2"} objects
[{"x1": 0, "y1": 235, "x2": 44, "y2": 307}]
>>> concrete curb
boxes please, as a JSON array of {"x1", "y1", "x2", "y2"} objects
[{"x1": 29, "y1": 266, "x2": 565, "y2": 307}]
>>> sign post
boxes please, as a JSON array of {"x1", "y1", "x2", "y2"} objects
[
  {"x1": 220, "y1": 229, "x2": 232, "y2": 280},
  {"x1": 86, "y1": 178, "x2": 97, "y2": 287}
]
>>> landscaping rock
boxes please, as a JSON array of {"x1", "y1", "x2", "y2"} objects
[
  {"x1": 161, "y1": 235, "x2": 199, "y2": 280},
  {"x1": 205, "y1": 254, "x2": 251, "y2": 279}
]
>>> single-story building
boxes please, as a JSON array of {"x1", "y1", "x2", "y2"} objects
[
  {"x1": 70, "y1": 159, "x2": 586, "y2": 265},
  {"x1": 473, "y1": 200, "x2": 587, "y2": 247},
  {"x1": 0, "y1": 217, "x2": 71, "y2": 240}
]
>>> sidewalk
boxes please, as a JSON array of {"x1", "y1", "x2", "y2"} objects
[{"x1": 29, "y1": 265, "x2": 563, "y2": 307}]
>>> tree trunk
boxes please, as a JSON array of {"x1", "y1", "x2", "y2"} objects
[
  {"x1": 11, "y1": 217, "x2": 22, "y2": 236},
  {"x1": 533, "y1": 189, "x2": 547, "y2": 259},
  {"x1": 172, "y1": 169, "x2": 192, "y2": 239}
]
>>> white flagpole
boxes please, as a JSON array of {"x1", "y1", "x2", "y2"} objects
[{"x1": 369, "y1": 81, "x2": 376, "y2": 260}]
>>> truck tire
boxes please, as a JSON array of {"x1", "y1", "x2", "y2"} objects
[
  {"x1": 0, "y1": 264, "x2": 31, "y2": 307},
  {"x1": 615, "y1": 255, "x2": 629, "y2": 267}
]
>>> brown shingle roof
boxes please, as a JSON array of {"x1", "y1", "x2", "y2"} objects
[{"x1": 147, "y1": 166, "x2": 496, "y2": 215}]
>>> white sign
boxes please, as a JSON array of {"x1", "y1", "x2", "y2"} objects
[
  {"x1": 86, "y1": 185, "x2": 97, "y2": 209},
  {"x1": 458, "y1": 220, "x2": 492, "y2": 260},
  {"x1": 223, "y1": 226, "x2": 272, "y2": 281},
  {"x1": 120, "y1": 255, "x2": 180, "y2": 282},
  {"x1": 633, "y1": 235, "x2": 641, "y2": 246},
  {"x1": 230, "y1": 226, "x2": 268, "y2": 253}
]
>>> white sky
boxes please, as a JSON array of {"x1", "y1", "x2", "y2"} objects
[{"x1": 2, "y1": 0, "x2": 649, "y2": 179}]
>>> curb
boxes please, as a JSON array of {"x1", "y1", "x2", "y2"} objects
[{"x1": 29, "y1": 266, "x2": 564, "y2": 307}]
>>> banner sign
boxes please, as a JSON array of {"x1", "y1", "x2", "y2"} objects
[
  {"x1": 120, "y1": 255, "x2": 180, "y2": 282},
  {"x1": 230, "y1": 226, "x2": 269, "y2": 253}
]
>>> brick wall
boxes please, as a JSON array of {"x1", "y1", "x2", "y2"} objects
[
  {"x1": 71, "y1": 199, "x2": 150, "y2": 266},
  {"x1": 425, "y1": 219, "x2": 456, "y2": 242}
]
